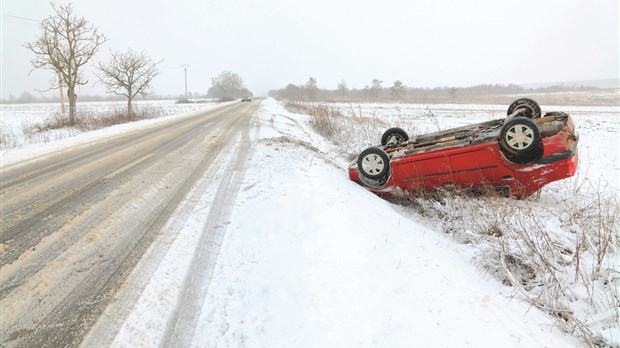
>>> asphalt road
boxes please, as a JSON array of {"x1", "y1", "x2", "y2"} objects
[{"x1": 0, "y1": 100, "x2": 259, "y2": 347}]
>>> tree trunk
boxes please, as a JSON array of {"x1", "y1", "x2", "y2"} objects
[
  {"x1": 67, "y1": 88, "x2": 76, "y2": 126},
  {"x1": 127, "y1": 97, "x2": 133, "y2": 117},
  {"x1": 127, "y1": 87, "x2": 133, "y2": 117}
]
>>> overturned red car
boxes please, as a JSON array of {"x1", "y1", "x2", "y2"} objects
[{"x1": 349, "y1": 98, "x2": 579, "y2": 199}]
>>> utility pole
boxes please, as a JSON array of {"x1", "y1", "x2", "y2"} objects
[{"x1": 180, "y1": 64, "x2": 190, "y2": 101}]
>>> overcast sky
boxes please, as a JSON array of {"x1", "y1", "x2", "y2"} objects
[{"x1": 1, "y1": 0, "x2": 618, "y2": 98}]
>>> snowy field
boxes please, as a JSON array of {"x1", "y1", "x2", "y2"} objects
[
  {"x1": 1, "y1": 98, "x2": 619, "y2": 346},
  {"x1": 0, "y1": 99, "x2": 217, "y2": 153},
  {"x1": 290, "y1": 100, "x2": 620, "y2": 346}
]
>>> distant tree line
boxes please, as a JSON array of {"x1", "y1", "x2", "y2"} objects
[
  {"x1": 0, "y1": 90, "x2": 194, "y2": 104},
  {"x1": 268, "y1": 77, "x2": 606, "y2": 102},
  {"x1": 0, "y1": 88, "x2": 243, "y2": 105}
]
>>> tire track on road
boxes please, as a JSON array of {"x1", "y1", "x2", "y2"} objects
[
  {"x1": 0, "y1": 105, "x2": 239, "y2": 269},
  {"x1": 0, "y1": 102, "x2": 257, "y2": 348},
  {"x1": 160, "y1": 103, "x2": 257, "y2": 347}
]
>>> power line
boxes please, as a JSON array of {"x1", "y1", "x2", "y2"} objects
[
  {"x1": 2, "y1": 19, "x2": 38, "y2": 26},
  {"x1": 2, "y1": 14, "x2": 41, "y2": 26},
  {"x1": 3, "y1": 14, "x2": 40, "y2": 22}
]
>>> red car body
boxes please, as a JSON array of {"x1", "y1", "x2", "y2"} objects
[{"x1": 349, "y1": 112, "x2": 578, "y2": 199}]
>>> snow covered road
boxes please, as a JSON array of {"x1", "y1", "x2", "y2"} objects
[{"x1": 0, "y1": 101, "x2": 258, "y2": 347}]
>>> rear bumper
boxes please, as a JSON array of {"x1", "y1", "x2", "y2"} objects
[{"x1": 512, "y1": 144, "x2": 578, "y2": 198}]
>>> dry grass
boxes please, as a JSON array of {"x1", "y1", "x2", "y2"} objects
[
  {"x1": 284, "y1": 101, "x2": 389, "y2": 158},
  {"x1": 74, "y1": 105, "x2": 164, "y2": 131},
  {"x1": 389, "y1": 182, "x2": 618, "y2": 346},
  {"x1": 284, "y1": 102, "x2": 343, "y2": 137},
  {"x1": 0, "y1": 128, "x2": 19, "y2": 151},
  {"x1": 21, "y1": 105, "x2": 165, "y2": 136},
  {"x1": 4, "y1": 105, "x2": 166, "y2": 151}
]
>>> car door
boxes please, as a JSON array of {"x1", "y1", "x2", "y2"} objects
[
  {"x1": 392, "y1": 152, "x2": 454, "y2": 190},
  {"x1": 448, "y1": 145, "x2": 511, "y2": 188}
]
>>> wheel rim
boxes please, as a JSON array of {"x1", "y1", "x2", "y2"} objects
[
  {"x1": 505, "y1": 124, "x2": 534, "y2": 150},
  {"x1": 361, "y1": 153, "x2": 385, "y2": 175},
  {"x1": 508, "y1": 98, "x2": 541, "y2": 119},
  {"x1": 387, "y1": 134, "x2": 404, "y2": 145},
  {"x1": 514, "y1": 105, "x2": 534, "y2": 118}
]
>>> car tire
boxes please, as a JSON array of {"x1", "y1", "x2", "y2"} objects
[
  {"x1": 499, "y1": 117, "x2": 541, "y2": 156},
  {"x1": 381, "y1": 127, "x2": 409, "y2": 146},
  {"x1": 507, "y1": 98, "x2": 541, "y2": 119},
  {"x1": 357, "y1": 147, "x2": 390, "y2": 180}
]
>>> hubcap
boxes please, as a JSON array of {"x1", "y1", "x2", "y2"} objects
[
  {"x1": 361, "y1": 154, "x2": 385, "y2": 175},
  {"x1": 506, "y1": 124, "x2": 534, "y2": 150}
]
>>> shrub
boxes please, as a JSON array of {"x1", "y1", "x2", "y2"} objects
[
  {"x1": 0, "y1": 127, "x2": 19, "y2": 150},
  {"x1": 404, "y1": 186, "x2": 618, "y2": 346},
  {"x1": 283, "y1": 101, "x2": 388, "y2": 157},
  {"x1": 21, "y1": 105, "x2": 165, "y2": 135}
]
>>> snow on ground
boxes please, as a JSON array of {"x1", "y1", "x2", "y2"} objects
[
  {"x1": 192, "y1": 102, "x2": 579, "y2": 347},
  {"x1": 2, "y1": 98, "x2": 618, "y2": 346},
  {"x1": 1, "y1": 99, "x2": 224, "y2": 164}
]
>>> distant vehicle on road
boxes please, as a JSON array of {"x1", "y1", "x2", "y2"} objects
[
  {"x1": 241, "y1": 96, "x2": 252, "y2": 102},
  {"x1": 349, "y1": 98, "x2": 578, "y2": 199}
]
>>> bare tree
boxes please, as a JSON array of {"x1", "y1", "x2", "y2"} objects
[
  {"x1": 97, "y1": 49, "x2": 160, "y2": 116},
  {"x1": 305, "y1": 77, "x2": 318, "y2": 101},
  {"x1": 337, "y1": 79, "x2": 348, "y2": 98},
  {"x1": 363, "y1": 85, "x2": 371, "y2": 100},
  {"x1": 390, "y1": 80, "x2": 406, "y2": 100},
  {"x1": 449, "y1": 87, "x2": 458, "y2": 102},
  {"x1": 208, "y1": 70, "x2": 246, "y2": 100},
  {"x1": 281, "y1": 83, "x2": 302, "y2": 99},
  {"x1": 369, "y1": 78, "x2": 383, "y2": 100},
  {"x1": 24, "y1": 3, "x2": 106, "y2": 126}
]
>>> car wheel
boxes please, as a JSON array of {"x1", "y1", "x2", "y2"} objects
[
  {"x1": 507, "y1": 98, "x2": 541, "y2": 119},
  {"x1": 381, "y1": 127, "x2": 409, "y2": 146},
  {"x1": 499, "y1": 117, "x2": 541, "y2": 156},
  {"x1": 357, "y1": 147, "x2": 390, "y2": 180}
]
